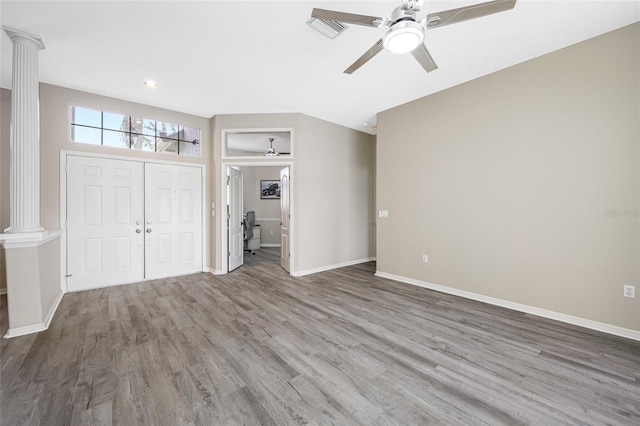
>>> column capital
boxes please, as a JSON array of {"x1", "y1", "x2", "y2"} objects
[{"x1": 3, "y1": 26, "x2": 45, "y2": 50}]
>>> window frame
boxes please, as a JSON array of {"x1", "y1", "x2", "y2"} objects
[{"x1": 69, "y1": 105, "x2": 201, "y2": 158}]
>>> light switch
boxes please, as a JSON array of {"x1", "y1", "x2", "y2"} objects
[{"x1": 378, "y1": 210, "x2": 389, "y2": 218}]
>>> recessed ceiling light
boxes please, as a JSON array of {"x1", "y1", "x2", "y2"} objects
[{"x1": 144, "y1": 80, "x2": 158, "y2": 88}]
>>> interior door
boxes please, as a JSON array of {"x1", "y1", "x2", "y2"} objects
[
  {"x1": 66, "y1": 155, "x2": 144, "y2": 291},
  {"x1": 144, "y1": 163, "x2": 203, "y2": 279},
  {"x1": 280, "y1": 167, "x2": 290, "y2": 273},
  {"x1": 228, "y1": 167, "x2": 244, "y2": 272}
]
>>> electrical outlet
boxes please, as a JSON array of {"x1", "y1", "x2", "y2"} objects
[
  {"x1": 422, "y1": 255, "x2": 428, "y2": 263},
  {"x1": 623, "y1": 285, "x2": 635, "y2": 298}
]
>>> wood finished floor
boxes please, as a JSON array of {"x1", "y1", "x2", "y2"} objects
[{"x1": 1, "y1": 248, "x2": 639, "y2": 425}]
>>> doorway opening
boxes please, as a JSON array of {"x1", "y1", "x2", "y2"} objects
[{"x1": 225, "y1": 163, "x2": 291, "y2": 274}]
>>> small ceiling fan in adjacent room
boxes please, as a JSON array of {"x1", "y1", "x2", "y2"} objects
[
  {"x1": 264, "y1": 137, "x2": 291, "y2": 157},
  {"x1": 307, "y1": 0, "x2": 517, "y2": 74},
  {"x1": 265, "y1": 138, "x2": 279, "y2": 157}
]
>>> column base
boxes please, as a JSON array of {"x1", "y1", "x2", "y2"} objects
[
  {"x1": 4, "y1": 225, "x2": 45, "y2": 234},
  {"x1": 0, "y1": 229, "x2": 59, "y2": 248},
  {"x1": 0, "y1": 229, "x2": 63, "y2": 338}
]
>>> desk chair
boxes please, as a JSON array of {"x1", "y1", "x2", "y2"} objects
[{"x1": 243, "y1": 210, "x2": 256, "y2": 254}]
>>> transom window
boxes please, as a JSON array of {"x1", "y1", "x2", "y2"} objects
[{"x1": 70, "y1": 106, "x2": 201, "y2": 157}]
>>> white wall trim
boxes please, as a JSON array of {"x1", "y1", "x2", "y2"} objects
[
  {"x1": 260, "y1": 243, "x2": 281, "y2": 248},
  {"x1": 0, "y1": 288, "x2": 7, "y2": 295},
  {"x1": 4, "y1": 290, "x2": 63, "y2": 339},
  {"x1": 4, "y1": 323, "x2": 46, "y2": 338},
  {"x1": 293, "y1": 257, "x2": 375, "y2": 277},
  {"x1": 221, "y1": 127, "x2": 295, "y2": 160},
  {"x1": 209, "y1": 268, "x2": 225, "y2": 275},
  {"x1": 0, "y1": 229, "x2": 62, "y2": 249},
  {"x1": 256, "y1": 218, "x2": 280, "y2": 222},
  {"x1": 375, "y1": 271, "x2": 640, "y2": 342},
  {"x1": 43, "y1": 290, "x2": 64, "y2": 330}
]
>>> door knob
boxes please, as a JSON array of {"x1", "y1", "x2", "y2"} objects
[
  {"x1": 135, "y1": 220, "x2": 141, "y2": 225},
  {"x1": 135, "y1": 229, "x2": 142, "y2": 234},
  {"x1": 146, "y1": 228, "x2": 152, "y2": 233}
]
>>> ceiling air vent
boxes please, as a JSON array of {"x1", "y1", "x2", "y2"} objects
[{"x1": 307, "y1": 17, "x2": 348, "y2": 39}]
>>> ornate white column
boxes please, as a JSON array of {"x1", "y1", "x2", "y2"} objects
[
  {"x1": 3, "y1": 26, "x2": 45, "y2": 233},
  {"x1": 1, "y1": 27, "x2": 63, "y2": 339}
]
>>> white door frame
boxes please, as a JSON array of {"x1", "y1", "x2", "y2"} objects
[
  {"x1": 218, "y1": 160, "x2": 294, "y2": 275},
  {"x1": 227, "y1": 167, "x2": 244, "y2": 272},
  {"x1": 59, "y1": 150, "x2": 207, "y2": 293}
]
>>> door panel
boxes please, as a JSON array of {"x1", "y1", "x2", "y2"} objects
[
  {"x1": 280, "y1": 167, "x2": 290, "y2": 273},
  {"x1": 228, "y1": 167, "x2": 244, "y2": 272},
  {"x1": 145, "y1": 163, "x2": 203, "y2": 279},
  {"x1": 66, "y1": 156, "x2": 144, "y2": 291}
]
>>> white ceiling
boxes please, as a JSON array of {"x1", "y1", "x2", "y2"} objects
[{"x1": 1, "y1": 1, "x2": 638, "y2": 135}]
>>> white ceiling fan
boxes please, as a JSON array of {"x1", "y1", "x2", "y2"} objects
[{"x1": 308, "y1": 0, "x2": 517, "y2": 74}]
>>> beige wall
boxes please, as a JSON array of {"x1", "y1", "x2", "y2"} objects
[
  {"x1": 377, "y1": 23, "x2": 640, "y2": 331},
  {"x1": 296, "y1": 114, "x2": 376, "y2": 272},
  {"x1": 0, "y1": 84, "x2": 212, "y2": 294},
  {"x1": 0, "y1": 89, "x2": 10, "y2": 292},
  {"x1": 212, "y1": 113, "x2": 376, "y2": 274},
  {"x1": 39, "y1": 83, "x2": 211, "y2": 233}
]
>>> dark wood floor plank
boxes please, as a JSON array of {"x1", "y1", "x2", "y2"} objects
[{"x1": 2, "y1": 248, "x2": 639, "y2": 425}]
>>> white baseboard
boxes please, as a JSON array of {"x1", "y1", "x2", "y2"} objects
[
  {"x1": 43, "y1": 290, "x2": 64, "y2": 330},
  {"x1": 260, "y1": 244, "x2": 281, "y2": 248},
  {"x1": 209, "y1": 268, "x2": 225, "y2": 275},
  {"x1": 4, "y1": 323, "x2": 46, "y2": 338},
  {"x1": 0, "y1": 288, "x2": 6, "y2": 295},
  {"x1": 4, "y1": 290, "x2": 64, "y2": 339},
  {"x1": 293, "y1": 257, "x2": 376, "y2": 277},
  {"x1": 375, "y1": 271, "x2": 640, "y2": 342}
]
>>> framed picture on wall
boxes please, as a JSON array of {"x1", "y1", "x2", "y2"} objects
[{"x1": 260, "y1": 180, "x2": 280, "y2": 199}]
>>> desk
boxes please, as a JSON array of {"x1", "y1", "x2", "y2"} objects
[{"x1": 247, "y1": 225, "x2": 260, "y2": 251}]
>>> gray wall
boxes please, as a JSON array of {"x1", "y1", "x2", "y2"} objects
[{"x1": 376, "y1": 23, "x2": 640, "y2": 331}]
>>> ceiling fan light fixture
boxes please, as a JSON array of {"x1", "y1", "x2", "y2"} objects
[{"x1": 382, "y1": 20, "x2": 424, "y2": 54}]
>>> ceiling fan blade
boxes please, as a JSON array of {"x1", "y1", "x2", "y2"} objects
[
  {"x1": 344, "y1": 39, "x2": 384, "y2": 74},
  {"x1": 411, "y1": 43, "x2": 438, "y2": 73},
  {"x1": 426, "y1": 0, "x2": 516, "y2": 29},
  {"x1": 311, "y1": 8, "x2": 385, "y2": 27}
]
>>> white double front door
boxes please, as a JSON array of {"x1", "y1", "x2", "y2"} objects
[{"x1": 66, "y1": 155, "x2": 202, "y2": 292}]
